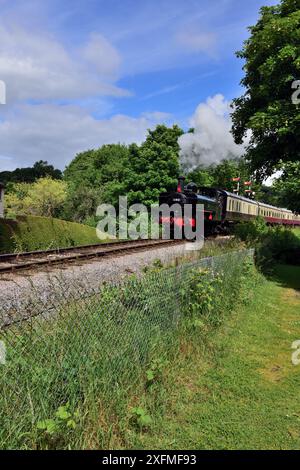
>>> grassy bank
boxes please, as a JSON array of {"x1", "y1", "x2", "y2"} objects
[
  {"x1": 0, "y1": 215, "x2": 107, "y2": 253},
  {"x1": 131, "y1": 264, "x2": 300, "y2": 450}
]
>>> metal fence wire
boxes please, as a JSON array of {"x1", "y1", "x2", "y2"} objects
[{"x1": 0, "y1": 249, "x2": 254, "y2": 448}]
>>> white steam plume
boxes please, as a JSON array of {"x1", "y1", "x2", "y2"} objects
[{"x1": 179, "y1": 94, "x2": 246, "y2": 170}]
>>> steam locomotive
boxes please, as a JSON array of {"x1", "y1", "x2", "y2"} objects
[{"x1": 159, "y1": 177, "x2": 300, "y2": 236}]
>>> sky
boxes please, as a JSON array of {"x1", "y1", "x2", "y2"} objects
[{"x1": 0, "y1": 0, "x2": 278, "y2": 171}]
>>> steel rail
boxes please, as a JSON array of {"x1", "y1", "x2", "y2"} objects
[{"x1": 0, "y1": 239, "x2": 184, "y2": 273}]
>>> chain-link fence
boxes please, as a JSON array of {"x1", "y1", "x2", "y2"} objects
[{"x1": 0, "y1": 249, "x2": 254, "y2": 449}]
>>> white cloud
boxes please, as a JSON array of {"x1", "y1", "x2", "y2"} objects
[
  {"x1": 141, "y1": 111, "x2": 172, "y2": 121},
  {"x1": 81, "y1": 33, "x2": 122, "y2": 81},
  {"x1": 0, "y1": 25, "x2": 128, "y2": 103},
  {"x1": 178, "y1": 94, "x2": 246, "y2": 169},
  {"x1": 176, "y1": 31, "x2": 217, "y2": 56},
  {"x1": 0, "y1": 104, "x2": 170, "y2": 170}
]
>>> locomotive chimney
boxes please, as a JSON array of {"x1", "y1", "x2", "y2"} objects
[{"x1": 177, "y1": 176, "x2": 185, "y2": 193}]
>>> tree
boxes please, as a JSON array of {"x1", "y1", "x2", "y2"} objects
[
  {"x1": 0, "y1": 160, "x2": 62, "y2": 184},
  {"x1": 186, "y1": 158, "x2": 256, "y2": 195},
  {"x1": 210, "y1": 158, "x2": 252, "y2": 192},
  {"x1": 32, "y1": 161, "x2": 62, "y2": 180},
  {"x1": 186, "y1": 165, "x2": 215, "y2": 187},
  {"x1": 5, "y1": 178, "x2": 67, "y2": 218},
  {"x1": 64, "y1": 149, "x2": 97, "y2": 190},
  {"x1": 127, "y1": 125, "x2": 183, "y2": 206},
  {"x1": 64, "y1": 125, "x2": 183, "y2": 218},
  {"x1": 231, "y1": 0, "x2": 300, "y2": 178},
  {"x1": 255, "y1": 185, "x2": 281, "y2": 206},
  {"x1": 273, "y1": 161, "x2": 300, "y2": 212},
  {"x1": 64, "y1": 144, "x2": 131, "y2": 221}
]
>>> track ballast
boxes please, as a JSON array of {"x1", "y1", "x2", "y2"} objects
[{"x1": 0, "y1": 239, "x2": 185, "y2": 273}]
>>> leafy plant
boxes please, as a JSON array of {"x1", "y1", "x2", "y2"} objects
[
  {"x1": 130, "y1": 407, "x2": 152, "y2": 429},
  {"x1": 145, "y1": 357, "x2": 166, "y2": 386},
  {"x1": 35, "y1": 403, "x2": 79, "y2": 449},
  {"x1": 185, "y1": 269, "x2": 222, "y2": 317},
  {"x1": 234, "y1": 217, "x2": 269, "y2": 245}
]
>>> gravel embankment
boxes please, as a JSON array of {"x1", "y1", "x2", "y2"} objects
[{"x1": 0, "y1": 242, "x2": 193, "y2": 327}]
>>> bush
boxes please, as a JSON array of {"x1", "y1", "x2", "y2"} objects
[
  {"x1": 234, "y1": 217, "x2": 269, "y2": 244},
  {"x1": 234, "y1": 219, "x2": 300, "y2": 269},
  {"x1": 256, "y1": 227, "x2": 300, "y2": 268}
]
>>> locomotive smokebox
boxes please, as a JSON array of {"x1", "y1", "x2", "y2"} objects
[{"x1": 177, "y1": 176, "x2": 185, "y2": 193}]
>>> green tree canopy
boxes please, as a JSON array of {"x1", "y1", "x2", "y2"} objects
[
  {"x1": 231, "y1": 0, "x2": 300, "y2": 178},
  {"x1": 273, "y1": 161, "x2": 300, "y2": 212},
  {"x1": 64, "y1": 144, "x2": 131, "y2": 221},
  {"x1": 5, "y1": 178, "x2": 67, "y2": 218},
  {"x1": 63, "y1": 125, "x2": 183, "y2": 221},
  {"x1": 0, "y1": 160, "x2": 62, "y2": 185},
  {"x1": 186, "y1": 158, "x2": 255, "y2": 195},
  {"x1": 127, "y1": 125, "x2": 183, "y2": 206}
]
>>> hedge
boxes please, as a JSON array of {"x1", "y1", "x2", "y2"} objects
[{"x1": 0, "y1": 215, "x2": 105, "y2": 253}]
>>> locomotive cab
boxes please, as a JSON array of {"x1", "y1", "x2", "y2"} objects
[{"x1": 158, "y1": 178, "x2": 223, "y2": 237}]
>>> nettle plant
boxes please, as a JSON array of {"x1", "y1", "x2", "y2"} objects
[
  {"x1": 145, "y1": 357, "x2": 167, "y2": 387},
  {"x1": 185, "y1": 268, "x2": 223, "y2": 320},
  {"x1": 130, "y1": 407, "x2": 152, "y2": 430},
  {"x1": 35, "y1": 403, "x2": 80, "y2": 449}
]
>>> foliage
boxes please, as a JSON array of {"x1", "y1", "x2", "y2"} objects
[
  {"x1": 126, "y1": 125, "x2": 183, "y2": 206},
  {"x1": 0, "y1": 215, "x2": 104, "y2": 253},
  {"x1": 0, "y1": 160, "x2": 62, "y2": 185},
  {"x1": 5, "y1": 177, "x2": 67, "y2": 218},
  {"x1": 62, "y1": 126, "x2": 183, "y2": 222},
  {"x1": 256, "y1": 226, "x2": 300, "y2": 268},
  {"x1": 186, "y1": 158, "x2": 261, "y2": 195},
  {"x1": 64, "y1": 144, "x2": 132, "y2": 213},
  {"x1": 234, "y1": 217, "x2": 269, "y2": 244},
  {"x1": 146, "y1": 358, "x2": 166, "y2": 386},
  {"x1": 234, "y1": 218, "x2": 300, "y2": 268},
  {"x1": 255, "y1": 185, "x2": 281, "y2": 207},
  {"x1": 62, "y1": 186, "x2": 103, "y2": 224},
  {"x1": 231, "y1": 0, "x2": 300, "y2": 178},
  {"x1": 183, "y1": 268, "x2": 226, "y2": 328},
  {"x1": 272, "y1": 162, "x2": 300, "y2": 213},
  {"x1": 35, "y1": 403, "x2": 80, "y2": 450},
  {"x1": 186, "y1": 165, "x2": 215, "y2": 188},
  {"x1": 130, "y1": 407, "x2": 152, "y2": 430}
]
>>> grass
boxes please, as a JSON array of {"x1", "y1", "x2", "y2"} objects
[{"x1": 129, "y1": 264, "x2": 300, "y2": 450}]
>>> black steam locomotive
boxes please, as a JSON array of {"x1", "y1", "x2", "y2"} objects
[{"x1": 159, "y1": 177, "x2": 300, "y2": 236}]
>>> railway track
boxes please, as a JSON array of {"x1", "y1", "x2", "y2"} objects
[{"x1": 0, "y1": 239, "x2": 185, "y2": 274}]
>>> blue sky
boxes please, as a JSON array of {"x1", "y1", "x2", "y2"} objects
[{"x1": 0, "y1": 0, "x2": 277, "y2": 170}]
